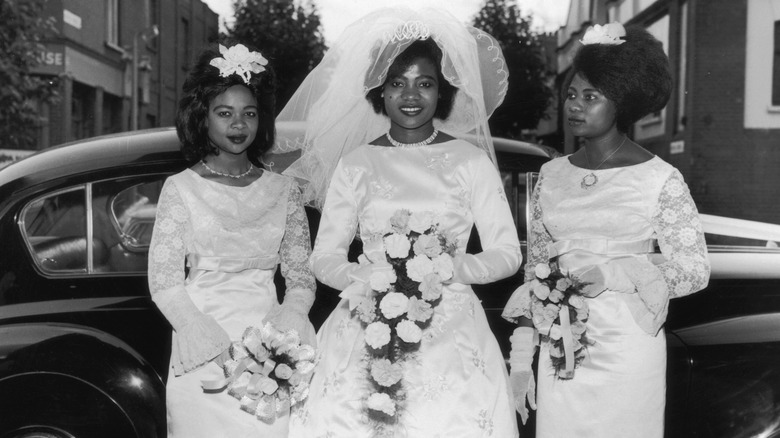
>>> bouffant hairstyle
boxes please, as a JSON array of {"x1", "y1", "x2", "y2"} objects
[
  {"x1": 365, "y1": 38, "x2": 457, "y2": 120},
  {"x1": 175, "y1": 41, "x2": 276, "y2": 165},
  {"x1": 563, "y1": 25, "x2": 673, "y2": 133}
]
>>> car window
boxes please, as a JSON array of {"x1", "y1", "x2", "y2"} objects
[
  {"x1": 94, "y1": 176, "x2": 166, "y2": 273},
  {"x1": 21, "y1": 187, "x2": 89, "y2": 272},
  {"x1": 19, "y1": 175, "x2": 169, "y2": 275}
]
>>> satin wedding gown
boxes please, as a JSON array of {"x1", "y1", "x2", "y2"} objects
[{"x1": 289, "y1": 139, "x2": 521, "y2": 438}]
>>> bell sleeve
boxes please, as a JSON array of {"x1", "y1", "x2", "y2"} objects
[{"x1": 148, "y1": 178, "x2": 230, "y2": 376}]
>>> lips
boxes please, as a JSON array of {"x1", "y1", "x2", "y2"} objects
[
  {"x1": 228, "y1": 135, "x2": 247, "y2": 144},
  {"x1": 400, "y1": 106, "x2": 423, "y2": 116},
  {"x1": 567, "y1": 117, "x2": 585, "y2": 126}
]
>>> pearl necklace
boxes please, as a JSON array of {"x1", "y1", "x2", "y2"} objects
[
  {"x1": 200, "y1": 160, "x2": 254, "y2": 179},
  {"x1": 580, "y1": 136, "x2": 627, "y2": 190},
  {"x1": 386, "y1": 129, "x2": 439, "y2": 148}
]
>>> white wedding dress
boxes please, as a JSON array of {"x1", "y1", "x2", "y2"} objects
[
  {"x1": 148, "y1": 169, "x2": 314, "y2": 437},
  {"x1": 288, "y1": 139, "x2": 521, "y2": 438},
  {"x1": 512, "y1": 156, "x2": 709, "y2": 438}
]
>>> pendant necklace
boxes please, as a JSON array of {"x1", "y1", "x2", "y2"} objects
[
  {"x1": 580, "y1": 136, "x2": 627, "y2": 190},
  {"x1": 387, "y1": 129, "x2": 439, "y2": 148},
  {"x1": 201, "y1": 160, "x2": 254, "y2": 179}
]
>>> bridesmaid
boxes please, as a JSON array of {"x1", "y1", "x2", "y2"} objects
[
  {"x1": 148, "y1": 41, "x2": 315, "y2": 437},
  {"x1": 503, "y1": 23, "x2": 710, "y2": 437}
]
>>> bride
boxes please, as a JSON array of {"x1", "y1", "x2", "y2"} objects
[{"x1": 274, "y1": 7, "x2": 521, "y2": 438}]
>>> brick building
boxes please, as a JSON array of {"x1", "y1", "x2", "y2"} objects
[
  {"x1": 557, "y1": 0, "x2": 780, "y2": 224},
  {"x1": 30, "y1": 0, "x2": 218, "y2": 148}
]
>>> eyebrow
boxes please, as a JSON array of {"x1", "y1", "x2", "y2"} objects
[{"x1": 211, "y1": 104, "x2": 258, "y2": 110}]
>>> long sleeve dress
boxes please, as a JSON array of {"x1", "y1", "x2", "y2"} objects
[
  {"x1": 148, "y1": 168, "x2": 315, "y2": 437},
  {"x1": 505, "y1": 155, "x2": 710, "y2": 438},
  {"x1": 288, "y1": 139, "x2": 522, "y2": 438}
]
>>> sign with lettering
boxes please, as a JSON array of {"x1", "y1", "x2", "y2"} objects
[{"x1": 31, "y1": 44, "x2": 65, "y2": 75}]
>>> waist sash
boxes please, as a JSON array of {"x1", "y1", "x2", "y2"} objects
[{"x1": 186, "y1": 254, "x2": 280, "y2": 272}]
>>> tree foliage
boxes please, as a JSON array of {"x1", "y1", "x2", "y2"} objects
[
  {"x1": 0, "y1": 0, "x2": 59, "y2": 149},
  {"x1": 228, "y1": 0, "x2": 327, "y2": 112},
  {"x1": 473, "y1": 0, "x2": 554, "y2": 139}
]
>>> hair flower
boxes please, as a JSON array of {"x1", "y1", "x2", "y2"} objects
[
  {"x1": 209, "y1": 44, "x2": 268, "y2": 84},
  {"x1": 580, "y1": 22, "x2": 626, "y2": 46}
]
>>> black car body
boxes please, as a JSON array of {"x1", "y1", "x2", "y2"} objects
[{"x1": 1, "y1": 126, "x2": 778, "y2": 437}]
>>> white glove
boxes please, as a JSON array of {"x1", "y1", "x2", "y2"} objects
[
  {"x1": 152, "y1": 286, "x2": 231, "y2": 373},
  {"x1": 508, "y1": 326, "x2": 538, "y2": 424},
  {"x1": 264, "y1": 288, "x2": 317, "y2": 348},
  {"x1": 575, "y1": 259, "x2": 636, "y2": 297}
]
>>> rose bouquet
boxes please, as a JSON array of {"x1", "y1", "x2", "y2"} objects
[
  {"x1": 526, "y1": 263, "x2": 591, "y2": 379},
  {"x1": 201, "y1": 322, "x2": 316, "y2": 424},
  {"x1": 352, "y1": 209, "x2": 457, "y2": 425}
]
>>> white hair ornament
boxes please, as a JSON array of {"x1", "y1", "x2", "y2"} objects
[
  {"x1": 209, "y1": 44, "x2": 268, "y2": 84},
  {"x1": 580, "y1": 22, "x2": 626, "y2": 46}
]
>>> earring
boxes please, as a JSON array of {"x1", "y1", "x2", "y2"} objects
[{"x1": 381, "y1": 92, "x2": 384, "y2": 98}]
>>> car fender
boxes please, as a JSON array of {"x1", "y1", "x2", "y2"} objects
[{"x1": 0, "y1": 323, "x2": 165, "y2": 437}]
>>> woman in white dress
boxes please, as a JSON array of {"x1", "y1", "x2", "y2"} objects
[
  {"x1": 147, "y1": 42, "x2": 316, "y2": 437},
  {"x1": 274, "y1": 8, "x2": 520, "y2": 438},
  {"x1": 502, "y1": 23, "x2": 710, "y2": 437}
]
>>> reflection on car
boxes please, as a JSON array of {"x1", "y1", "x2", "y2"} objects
[{"x1": 0, "y1": 125, "x2": 778, "y2": 437}]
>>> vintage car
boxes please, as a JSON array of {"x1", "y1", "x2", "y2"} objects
[
  {"x1": 0, "y1": 125, "x2": 550, "y2": 437},
  {"x1": 0, "y1": 126, "x2": 778, "y2": 437}
]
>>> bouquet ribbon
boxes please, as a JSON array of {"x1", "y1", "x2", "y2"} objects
[{"x1": 559, "y1": 304, "x2": 575, "y2": 378}]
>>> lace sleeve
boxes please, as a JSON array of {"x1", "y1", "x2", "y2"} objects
[
  {"x1": 310, "y1": 159, "x2": 362, "y2": 291},
  {"x1": 650, "y1": 170, "x2": 711, "y2": 298},
  {"x1": 524, "y1": 172, "x2": 553, "y2": 281},
  {"x1": 148, "y1": 178, "x2": 230, "y2": 374},
  {"x1": 148, "y1": 179, "x2": 188, "y2": 296},
  {"x1": 279, "y1": 181, "x2": 316, "y2": 309}
]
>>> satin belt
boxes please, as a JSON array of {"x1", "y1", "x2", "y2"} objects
[
  {"x1": 549, "y1": 238, "x2": 655, "y2": 260},
  {"x1": 187, "y1": 254, "x2": 280, "y2": 272}
]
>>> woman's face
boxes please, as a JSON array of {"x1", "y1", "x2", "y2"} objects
[
  {"x1": 564, "y1": 74, "x2": 618, "y2": 139},
  {"x1": 383, "y1": 56, "x2": 439, "y2": 133},
  {"x1": 205, "y1": 84, "x2": 259, "y2": 155}
]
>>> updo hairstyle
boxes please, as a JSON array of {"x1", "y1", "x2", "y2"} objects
[
  {"x1": 175, "y1": 41, "x2": 277, "y2": 165},
  {"x1": 564, "y1": 25, "x2": 673, "y2": 133},
  {"x1": 365, "y1": 38, "x2": 457, "y2": 120}
]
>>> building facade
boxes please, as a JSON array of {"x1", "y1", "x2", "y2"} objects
[
  {"x1": 31, "y1": 0, "x2": 218, "y2": 148},
  {"x1": 557, "y1": 0, "x2": 780, "y2": 224}
]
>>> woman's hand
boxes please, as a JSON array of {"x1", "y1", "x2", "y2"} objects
[
  {"x1": 574, "y1": 260, "x2": 636, "y2": 297},
  {"x1": 263, "y1": 302, "x2": 317, "y2": 348}
]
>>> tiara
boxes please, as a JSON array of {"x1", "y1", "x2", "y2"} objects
[
  {"x1": 580, "y1": 22, "x2": 626, "y2": 46},
  {"x1": 209, "y1": 44, "x2": 268, "y2": 84},
  {"x1": 387, "y1": 21, "x2": 431, "y2": 43}
]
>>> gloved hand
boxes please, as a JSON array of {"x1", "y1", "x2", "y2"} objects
[
  {"x1": 151, "y1": 286, "x2": 231, "y2": 373},
  {"x1": 575, "y1": 259, "x2": 636, "y2": 297},
  {"x1": 264, "y1": 289, "x2": 317, "y2": 348},
  {"x1": 508, "y1": 326, "x2": 538, "y2": 424},
  {"x1": 340, "y1": 256, "x2": 396, "y2": 310}
]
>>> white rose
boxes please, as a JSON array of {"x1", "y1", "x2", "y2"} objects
[
  {"x1": 406, "y1": 254, "x2": 434, "y2": 282},
  {"x1": 365, "y1": 322, "x2": 391, "y2": 349},
  {"x1": 384, "y1": 233, "x2": 411, "y2": 259},
  {"x1": 408, "y1": 211, "x2": 435, "y2": 233},
  {"x1": 379, "y1": 292, "x2": 409, "y2": 319},
  {"x1": 369, "y1": 266, "x2": 396, "y2": 292},
  {"x1": 274, "y1": 363, "x2": 293, "y2": 380},
  {"x1": 366, "y1": 392, "x2": 396, "y2": 416},
  {"x1": 432, "y1": 254, "x2": 454, "y2": 281},
  {"x1": 396, "y1": 319, "x2": 422, "y2": 344},
  {"x1": 534, "y1": 264, "x2": 552, "y2": 279}
]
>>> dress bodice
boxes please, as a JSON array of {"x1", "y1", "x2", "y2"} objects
[{"x1": 311, "y1": 139, "x2": 522, "y2": 290}]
